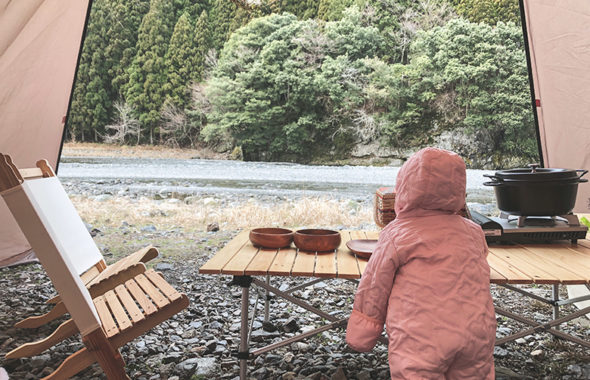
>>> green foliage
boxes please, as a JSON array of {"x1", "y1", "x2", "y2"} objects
[
  {"x1": 68, "y1": 0, "x2": 112, "y2": 141},
  {"x1": 108, "y1": 0, "x2": 150, "y2": 97},
  {"x1": 210, "y1": 0, "x2": 238, "y2": 51},
  {"x1": 324, "y1": 6, "x2": 381, "y2": 60},
  {"x1": 194, "y1": 11, "x2": 211, "y2": 82},
  {"x1": 452, "y1": 0, "x2": 521, "y2": 25},
  {"x1": 355, "y1": 0, "x2": 456, "y2": 63},
  {"x1": 66, "y1": 0, "x2": 537, "y2": 167},
  {"x1": 281, "y1": 0, "x2": 320, "y2": 19},
  {"x1": 204, "y1": 12, "x2": 382, "y2": 161},
  {"x1": 376, "y1": 19, "x2": 537, "y2": 162},
  {"x1": 164, "y1": 12, "x2": 195, "y2": 109},
  {"x1": 362, "y1": 58, "x2": 438, "y2": 146},
  {"x1": 317, "y1": 0, "x2": 354, "y2": 21},
  {"x1": 125, "y1": 0, "x2": 177, "y2": 142}
]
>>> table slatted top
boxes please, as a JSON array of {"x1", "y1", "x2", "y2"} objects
[{"x1": 199, "y1": 231, "x2": 590, "y2": 284}]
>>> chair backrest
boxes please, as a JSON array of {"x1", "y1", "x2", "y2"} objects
[
  {"x1": 21, "y1": 177, "x2": 104, "y2": 275},
  {"x1": 1, "y1": 160, "x2": 102, "y2": 336},
  {"x1": 5, "y1": 157, "x2": 104, "y2": 275}
]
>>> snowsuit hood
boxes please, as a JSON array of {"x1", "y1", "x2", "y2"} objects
[{"x1": 394, "y1": 147, "x2": 466, "y2": 218}]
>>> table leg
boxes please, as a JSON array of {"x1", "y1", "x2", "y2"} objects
[
  {"x1": 552, "y1": 284, "x2": 560, "y2": 331},
  {"x1": 231, "y1": 276, "x2": 253, "y2": 380},
  {"x1": 240, "y1": 284, "x2": 250, "y2": 379},
  {"x1": 264, "y1": 275, "x2": 270, "y2": 323}
]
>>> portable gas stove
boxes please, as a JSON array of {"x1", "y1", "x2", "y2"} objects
[{"x1": 470, "y1": 209, "x2": 588, "y2": 244}]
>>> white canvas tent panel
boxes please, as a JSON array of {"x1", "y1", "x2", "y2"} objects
[
  {"x1": 0, "y1": 0, "x2": 90, "y2": 267},
  {"x1": 522, "y1": 0, "x2": 590, "y2": 212}
]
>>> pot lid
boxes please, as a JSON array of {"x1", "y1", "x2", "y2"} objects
[{"x1": 495, "y1": 164, "x2": 582, "y2": 181}]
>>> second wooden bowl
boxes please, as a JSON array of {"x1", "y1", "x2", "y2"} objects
[
  {"x1": 249, "y1": 228, "x2": 294, "y2": 249},
  {"x1": 294, "y1": 229, "x2": 341, "y2": 252}
]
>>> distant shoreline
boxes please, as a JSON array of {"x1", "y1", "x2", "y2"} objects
[
  {"x1": 61, "y1": 142, "x2": 230, "y2": 161},
  {"x1": 60, "y1": 142, "x2": 398, "y2": 167}
]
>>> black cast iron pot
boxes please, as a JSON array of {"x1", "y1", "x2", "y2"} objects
[{"x1": 483, "y1": 164, "x2": 588, "y2": 216}]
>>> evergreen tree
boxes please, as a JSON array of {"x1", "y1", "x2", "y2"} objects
[
  {"x1": 267, "y1": 0, "x2": 281, "y2": 14},
  {"x1": 280, "y1": 0, "x2": 319, "y2": 19},
  {"x1": 228, "y1": 7, "x2": 253, "y2": 36},
  {"x1": 302, "y1": 0, "x2": 320, "y2": 19},
  {"x1": 355, "y1": 0, "x2": 455, "y2": 63},
  {"x1": 317, "y1": 0, "x2": 332, "y2": 20},
  {"x1": 125, "y1": 0, "x2": 177, "y2": 143},
  {"x1": 452, "y1": 0, "x2": 520, "y2": 25},
  {"x1": 109, "y1": 0, "x2": 150, "y2": 98},
  {"x1": 211, "y1": 0, "x2": 238, "y2": 51},
  {"x1": 318, "y1": 0, "x2": 353, "y2": 21},
  {"x1": 164, "y1": 12, "x2": 195, "y2": 109},
  {"x1": 281, "y1": 0, "x2": 303, "y2": 18},
  {"x1": 193, "y1": 10, "x2": 211, "y2": 82},
  {"x1": 188, "y1": 0, "x2": 211, "y2": 21},
  {"x1": 67, "y1": 0, "x2": 112, "y2": 141}
]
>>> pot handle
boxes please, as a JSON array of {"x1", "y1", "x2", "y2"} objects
[
  {"x1": 483, "y1": 181, "x2": 502, "y2": 186},
  {"x1": 483, "y1": 174, "x2": 501, "y2": 182},
  {"x1": 577, "y1": 169, "x2": 588, "y2": 179}
]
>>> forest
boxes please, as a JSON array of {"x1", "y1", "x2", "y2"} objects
[{"x1": 67, "y1": 0, "x2": 537, "y2": 168}]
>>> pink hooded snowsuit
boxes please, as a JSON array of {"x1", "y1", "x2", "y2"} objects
[{"x1": 346, "y1": 147, "x2": 496, "y2": 379}]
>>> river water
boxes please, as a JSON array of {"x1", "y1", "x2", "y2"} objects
[{"x1": 58, "y1": 156, "x2": 497, "y2": 205}]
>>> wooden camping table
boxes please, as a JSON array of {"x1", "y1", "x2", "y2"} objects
[{"x1": 199, "y1": 230, "x2": 590, "y2": 379}]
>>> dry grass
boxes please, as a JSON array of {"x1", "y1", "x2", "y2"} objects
[
  {"x1": 71, "y1": 195, "x2": 376, "y2": 231},
  {"x1": 62, "y1": 142, "x2": 228, "y2": 160}
]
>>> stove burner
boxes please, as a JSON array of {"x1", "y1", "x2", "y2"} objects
[
  {"x1": 471, "y1": 210, "x2": 589, "y2": 244},
  {"x1": 499, "y1": 212, "x2": 581, "y2": 228}
]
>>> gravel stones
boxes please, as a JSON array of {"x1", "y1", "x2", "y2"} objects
[
  {"x1": 2, "y1": 240, "x2": 590, "y2": 379},
  {"x1": 155, "y1": 263, "x2": 174, "y2": 271}
]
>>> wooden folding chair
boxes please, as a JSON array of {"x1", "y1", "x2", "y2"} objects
[
  {"x1": 0, "y1": 155, "x2": 159, "y2": 359},
  {"x1": 13, "y1": 159, "x2": 158, "y2": 329},
  {"x1": 0, "y1": 154, "x2": 189, "y2": 379}
]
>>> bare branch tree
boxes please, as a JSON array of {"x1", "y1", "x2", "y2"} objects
[
  {"x1": 190, "y1": 82, "x2": 212, "y2": 116},
  {"x1": 203, "y1": 49, "x2": 218, "y2": 80},
  {"x1": 160, "y1": 103, "x2": 189, "y2": 148},
  {"x1": 352, "y1": 109, "x2": 379, "y2": 142},
  {"x1": 103, "y1": 101, "x2": 141, "y2": 145}
]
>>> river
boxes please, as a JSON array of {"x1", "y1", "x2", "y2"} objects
[{"x1": 57, "y1": 156, "x2": 497, "y2": 205}]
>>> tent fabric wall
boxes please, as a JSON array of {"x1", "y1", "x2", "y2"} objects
[
  {"x1": 0, "y1": 0, "x2": 90, "y2": 267},
  {"x1": 523, "y1": 0, "x2": 590, "y2": 213}
]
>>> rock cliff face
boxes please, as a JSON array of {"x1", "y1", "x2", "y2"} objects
[
  {"x1": 349, "y1": 131, "x2": 533, "y2": 170},
  {"x1": 434, "y1": 129, "x2": 534, "y2": 169},
  {"x1": 350, "y1": 142, "x2": 408, "y2": 167}
]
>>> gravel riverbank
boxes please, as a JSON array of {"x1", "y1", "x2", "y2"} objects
[{"x1": 2, "y1": 223, "x2": 590, "y2": 379}]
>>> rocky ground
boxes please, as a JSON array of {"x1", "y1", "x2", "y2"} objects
[{"x1": 1, "y1": 223, "x2": 590, "y2": 379}]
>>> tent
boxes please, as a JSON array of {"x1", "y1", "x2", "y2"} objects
[
  {"x1": 1, "y1": 0, "x2": 589, "y2": 267},
  {"x1": 0, "y1": 0, "x2": 91, "y2": 267},
  {"x1": 521, "y1": 1, "x2": 590, "y2": 211}
]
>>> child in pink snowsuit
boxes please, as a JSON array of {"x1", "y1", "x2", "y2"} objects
[{"x1": 346, "y1": 147, "x2": 496, "y2": 379}]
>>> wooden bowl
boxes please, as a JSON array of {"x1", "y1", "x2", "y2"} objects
[
  {"x1": 294, "y1": 229, "x2": 341, "y2": 252},
  {"x1": 249, "y1": 228, "x2": 294, "y2": 249},
  {"x1": 346, "y1": 239, "x2": 378, "y2": 260}
]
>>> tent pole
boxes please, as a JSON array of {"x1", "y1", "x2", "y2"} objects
[{"x1": 519, "y1": 0, "x2": 544, "y2": 168}]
